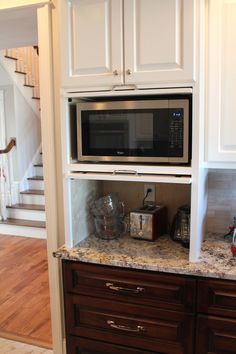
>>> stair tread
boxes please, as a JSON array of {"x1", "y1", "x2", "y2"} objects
[
  {"x1": 20, "y1": 189, "x2": 44, "y2": 195},
  {"x1": 6, "y1": 203, "x2": 45, "y2": 211},
  {"x1": 4, "y1": 55, "x2": 17, "y2": 60},
  {"x1": 34, "y1": 163, "x2": 43, "y2": 167},
  {"x1": 0, "y1": 218, "x2": 46, "y2": 228},
  {"x1": 15, "y1": 70, "x2": 27, "y2": 75},
  {"x1": 27, "y1": 176, "x2": 44, "y2": 181}
]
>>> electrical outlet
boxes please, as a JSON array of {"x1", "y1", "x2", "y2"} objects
[{"x1": 144, "y1": 184, "x2": 155, "y2": 203}]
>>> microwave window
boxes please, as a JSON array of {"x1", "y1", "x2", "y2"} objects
[{"x1": 81, "y1": 108, "x2": 182, "y2": 158}]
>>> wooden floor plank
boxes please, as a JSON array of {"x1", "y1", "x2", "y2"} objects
[{"x1": 0, "y1": 234, "x2": 52, "y2": 348}]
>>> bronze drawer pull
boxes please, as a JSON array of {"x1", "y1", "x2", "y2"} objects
[
  {"x1": 107, "y1": 320, "x2": 145, "y2": 333},
  {"x1": 105, "y1": 282, "x2": 145, "y2": 294}
]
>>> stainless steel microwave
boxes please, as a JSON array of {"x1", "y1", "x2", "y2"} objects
[{"x1": 77, "y1": 96, "x2": 191, "y2": 164}]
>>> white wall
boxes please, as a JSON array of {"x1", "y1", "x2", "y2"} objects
[
  {"x1": 13, "y1": 85, "x2": 41, "y2": 181},
  {"x1": 0, "y1": 61, "x2": 41, "y2": 184},
  {"x1": 0, "y1": 7, "x2": 38, "y2": 49}
]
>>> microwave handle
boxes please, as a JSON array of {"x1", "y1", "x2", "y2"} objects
[
  {"x1": 113, "y1": 169, "x2": 138, "y2": 176},
  {"x1": 111, "y1": 84, "x2": 137, "y2": 91}
]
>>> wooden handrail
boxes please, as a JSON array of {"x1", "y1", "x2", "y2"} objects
[{"x1": 0, "y1": 138, "x2": 16, "y2": 154}]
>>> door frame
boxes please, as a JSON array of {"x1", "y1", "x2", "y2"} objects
[
  {"x1": 0, "y1": 1, "x2": 64, "y2": 353},
  {"x1": 37, "y1": 4, "x2": 65, "y2": 354}
]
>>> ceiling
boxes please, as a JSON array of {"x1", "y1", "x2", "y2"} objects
[{"x1": 0, "y1": 6, "x2": 38, "y2": 50}]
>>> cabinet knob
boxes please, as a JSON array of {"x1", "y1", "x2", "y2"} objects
[
  {"x1": 126, "y1": 69, "x2": 132, "y2": 75},
  {"x1": 113, "y1": 70, "x2": 119, "y2": 76}
]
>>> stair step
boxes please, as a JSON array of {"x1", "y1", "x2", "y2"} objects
[
  {"x1": 0, "y1": 218, "x2": 46, "y2": 228},
  {"x1": 32, "y1": 96, "x2": 40, "y2": 100},
  {"x1": 27, "y1": 176, "x2": 44, "y2": 181},
  {"x1": 4, "y1": 55, "x2": 17, "y2": 60},
  {"x1": 34, "y1": 164, "x2": 43, "y2": 176},
  {"x1": 20, "y1": 189, "x2": 44, "y2": 195},
  {"x1": 7, "y1": 203, "x2": 45, "y2": 211},
  {"x1": 27, "y1": 176, "x2": 44, "y2": 190},
  {"x1": 24, "y1": 84, "x2": 35, "y2": 88},
  {"x1": 20, "y1": 189, "x2": 45, "y2": 205},
  {"x1": 15, "y1": 70, "x2": 27, "y2": 75},
  {"x1": 0, "y1": 218, "x2": 46, "y2": 238},
  {"x1": 6, "y1": 204, "x2": 46, "y2": 221}
]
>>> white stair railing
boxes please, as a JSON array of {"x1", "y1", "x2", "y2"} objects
[
  {"x1": 0, "y1": 139, "x2": 16, "y2": 221},
  {"x1": 5, "y1": 47, "x2": 40, "y2": 99}
]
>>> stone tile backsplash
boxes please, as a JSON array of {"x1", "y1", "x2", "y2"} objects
[{"x1": 207, "y1": 169, "x2": 236, "y2": 233}]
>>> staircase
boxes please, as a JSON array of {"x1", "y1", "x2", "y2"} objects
[
  {"x1": 0, "y1": 47, "x2": 46, "y2": 238},
  {"x1": 0, "y1": 153, "x2": 46, "y2": 238}
]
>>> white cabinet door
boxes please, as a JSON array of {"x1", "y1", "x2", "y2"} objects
[
  {"x1": 123, "y1": 0, "x2": 195, "y2": 86},
  {"x1": 60, "y1": 0, "x2": 123, "y2": 90},
  {"x1": 207, "y1": 0, "x2": 236, "y2": 163}
]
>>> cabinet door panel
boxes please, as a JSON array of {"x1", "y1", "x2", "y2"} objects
[
  {"x1": 197, "y1": 279, "x2": 236, "y2": 318},
  {"x1": 207, "y1": 0, "x2": 236, "y2": 163},
  {"x1": 62, "y1": 261, "x2": 196, "y2": 313},
  {"x1": 60, "y1": 0, "x2": 123, "y2": 90},
  {"x1": 67, "y1": 335, "x2": 166, "y2": 354},
  {"x1": 124, "y1": 0, "x2": 195, "y2": 86},
  {"x1": 65, "y1": 294, "x2": 194, "y2": 354},
  {"x1": 196, "y1": 315, "x2": 236, "y2": 354}
]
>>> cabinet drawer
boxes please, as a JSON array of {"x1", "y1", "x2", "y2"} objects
[
  {"x1": 67, "y1": 335, "x2": 172, "y2": 354},
  {"x1": 197, "y1": 279, "x2": 236, "y2": 318},
  {"x1": 65, "y1": 294, "x2": 194, "y2": 354},
  {"x1": 196, "y1": 315, "x2": 236, "y2": 354},
  {"x1": 62, "y1": 261, "x2": 196, "y2": 312}
]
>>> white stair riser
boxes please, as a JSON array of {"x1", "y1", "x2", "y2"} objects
[
  {"x1": 28, "y1": 179, "x2": 44, "y2": 190},
  {"x1": 7, "y1": 208, "x2": 46, "y2": 222},
  {"x1": 21, "y1": 194, "x2": 45, "y2": 205},
  {"x1": 0, "y1": 224, "x2": 46, "y2": 238},
  {"x1": 38, "y1": 154, "x2": 43, "y2": 165},
  {"x1": 34, "y1": 166, "x2": 43, "y2": 176}
]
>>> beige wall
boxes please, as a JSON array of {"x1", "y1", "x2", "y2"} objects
[
  {"x1": 0, "y1": 0, "x2": 47, "y2": 9},
  {"x1": 103, "y1": 181, "x2": 191, "y2": 226},
  {"x1": 207, "y1": 170, "x2": 236, "y2": 233}
]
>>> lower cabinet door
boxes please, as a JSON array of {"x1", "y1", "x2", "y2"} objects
[
  {"x1": 196, "y1": 315, "x2": 236, "y2": 354},
  {"x1": 67, "y1": 336, "x2": 176, "y2": 354},
  {"x1": 65, "y1": 294, "x2": 194, "y2": 354}
]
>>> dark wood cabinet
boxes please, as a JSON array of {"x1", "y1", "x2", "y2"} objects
[
  {"x1": 67, "y1": 336, "x2": 167, "y2": 354},
  {"x1": 197, "y1": 279, "x2": 236, "y2": 318},
  {"x1": 63, "y1": 261, "x2": 196, "y2": 313},
  {"x1": 62, "y1": 260, "x2": 236, "y2": 354},
  {"x1": 196, "y1": 315, "x2": 236, "y2": 354},
  {"x1": 62, "y1": 261, "x2": 196, "y2": 354}
]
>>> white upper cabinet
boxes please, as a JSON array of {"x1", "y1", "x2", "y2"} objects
[
  {"x1": 207, "y1": 0, "x2": 236, "y2": 164},
  {"x1": 60, "y1": 0, "x2": 123, "y2": 90},
  {"x1": 60, "y1": 0, "x2": 195, "y2": 91},
  {"x1": 124, "y1": 0, "x2": 195, "y2": 86}
]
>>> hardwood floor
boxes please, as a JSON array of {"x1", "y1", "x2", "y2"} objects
[{"x1": 0, "y1": 234, "x2": 52, "y2": 348}]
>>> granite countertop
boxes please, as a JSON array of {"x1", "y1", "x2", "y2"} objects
[{"x1": 53, "y1": 233, "x2": 236, "y2": 280}]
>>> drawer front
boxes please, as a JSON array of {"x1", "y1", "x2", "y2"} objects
[
  {"x1": 62, "y1": 261, "x2": 196, "y2": 312},
  {"x1": 67, "y1": 335, "x2": 169, "y2": 354},
  {"x1": 65, "y1": 294, "x2": 194, "y2": 354},
  {"x1": 196, "y1": 315, "x2": 236, "y2": 354},
  {"x1": 197, "y1": 279, "x2": 236, "y2": 318}
]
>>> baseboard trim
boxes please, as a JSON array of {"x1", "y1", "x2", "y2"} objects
[{"x1": 0, "y1": 329, "x2": 52, "y2": 350}]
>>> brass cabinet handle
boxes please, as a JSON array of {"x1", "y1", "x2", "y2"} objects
[
  {"x1": 113, "y1": 70, "x2": 119, "y2": 76},
  {"x1": 126, "y1": 69, "x2": 132, "y2": 75},
  {"x1": 107, "y1": 320, "x2": 145, "y2": 333},
  {"x1": 106, "y1": 282, "x2": 145, "y2": 294}
]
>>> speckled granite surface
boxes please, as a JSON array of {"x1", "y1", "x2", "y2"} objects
[{"x1": 53, "y1": 233, "x2": 236, "y2": 280}]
